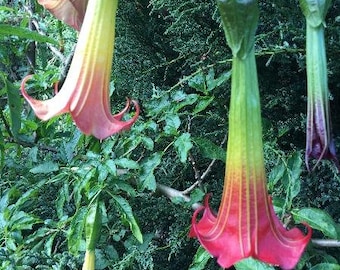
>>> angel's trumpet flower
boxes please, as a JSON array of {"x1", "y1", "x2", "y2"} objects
[
  {"x1": 299, "y1": 0, "x2": 339, "y2": 171},
  {"x1": 190, "y1": 1, "x2": 311, "y2": 269},
  {"x1": 21, "y1": 0, "x2": 139, "y2": 140}
]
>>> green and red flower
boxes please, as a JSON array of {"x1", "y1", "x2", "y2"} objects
[{"x1": 190, "y1": 1, "x2": 311, "y2": 269}]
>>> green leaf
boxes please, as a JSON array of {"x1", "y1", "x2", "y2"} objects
[
  {"x1": 0, "y1": 24, "x2": 59, "y2": 45},
  {"x1": 29, "y1": 161, "x2": 59, "y2": 174},
  {"x1": 67, "y1": 206, "x2": 87, "y2": 254},
  {"x1": 2, "y1": 76, "x2": 21, "y2": 138},
  {"x1": 188, "y1": 246, "x2": 211, "y2": 270},
  {"x1": 193, "y1": 96, "x2": 214, "y2": 114},
  {"x1": 139, "y1": 152, "x2": 162, "y2": 191},
  {"x1": 235, "y1": 257, "x2": 275, "y2": 270},
  {"x1": 111, "y1": 195, "x2": 143, "y2": 243},
  {"x1": 163, "y1": 114, "x2": 181, "y2": 135},
  {"x1": 310, "y1": 263, "x2": 340, "y2": 270},
  {"x1": 292, "y1": 208, "x2": 338, "y2": 239},
  {"x1": 174, "y1": 133, "x2": 193, "y2": 163},
  {"x1": 114, "y1": 158, "x2": 140, "y2": 170},
  {"x1": 193, "y1": 137, "x2": 225, "y2": 162},
  {"x1": 188, "y1": 72, "x2": 206, "y2": 93},
  {"x1": 206, "y1": 69, "x2": 231, "y2": 91}
]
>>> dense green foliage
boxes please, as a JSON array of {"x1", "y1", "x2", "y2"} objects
[{"x1": 1, "y1": 0, "x2": 340, "y2": 269}]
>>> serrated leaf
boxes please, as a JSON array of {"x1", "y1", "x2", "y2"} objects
[
  {"x1": 139, "y1": 152, "x2": 162, "y2": 191},
  {"x1": 193, "y1": 137, "x2": 225, "y2": 162},
  {"x1": 188, "y1": 246, "x2": 211, "y2": 270},
  {"x1": 174, "y1": 133, "x2": 193, "y2": 163},
  {"x1": 292, "y1": 208, "x2": 338, "y2": 239},
  {"x1": 111, "y1": 195, "x2": 143, "y2": 243},
  {"x1": 0, "y1": 24, "x2": 58, "y2": 45},
  {"x1": 235, "y1": 257, "x2": 275, "y2": 270},
  {"x1": 29, "y1": 161, "x2": 59, "y2": 174}
]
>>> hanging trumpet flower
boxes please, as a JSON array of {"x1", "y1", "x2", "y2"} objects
[
  {"x1": 190, "y1": 1, "x2": 311, "y2": 269},
  {"x1": 21, "y1": 0, "x2": 139, "y2": 140},
  {"x1": 299, "y1": 0, "x2": 339, "y2": 171}
]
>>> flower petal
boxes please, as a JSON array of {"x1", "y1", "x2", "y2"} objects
[
  {"x1": 38, "y1": 0, "x2": 88, "y2": 30},
  {"x1": 191, "y1": 194, "x2": 311, "y2": 270}
]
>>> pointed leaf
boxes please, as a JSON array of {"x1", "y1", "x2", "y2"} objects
[
  {"x1": 292, "y1": 207, "x2": 338, "y2": 239},
  {"x1": 0, "y1": 24, "x2": 58, "y2": 45},
  {"x1": 29, "y1": 161, "x2": 59, "y2": 174},
  {"x1": 111, "y1": 195, "x2": 143, "y2": 243}
]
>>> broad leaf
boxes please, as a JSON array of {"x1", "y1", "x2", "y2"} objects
[
  {"x1": 174, "y1": 133, "x2": 193, "y2": 163},
  {"x1": 292, "y1": 208, "x2": 338, "y2": 239}
]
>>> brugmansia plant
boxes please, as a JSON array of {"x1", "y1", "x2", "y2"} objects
[
  {"x1": 21, "y1": 0, "x2": 139, "y2": 140},
  {"x1": 190, "y1": 1, "x2": 311, "y2": 269},
  {"x1": 299, "y1": 0, "x2": 339, "y2": 171}
]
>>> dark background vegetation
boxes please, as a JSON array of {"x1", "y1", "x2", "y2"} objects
[{"x1": 1, "y1": 0, "x2": 340, "y2": 269}]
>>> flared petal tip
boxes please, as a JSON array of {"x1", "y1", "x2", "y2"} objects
[
  {"x1": 305, "y1": 138, "x2": 340, "y2": 172},
  {"x1": 190, "y1": 194, "x2": 312, "y2": 270},
  {"x1": 20, "y1": 75, "x2": 68, "y2": 120},
  {"x1": 89, "y1": 99, "x2": 140, "y2": 140}
]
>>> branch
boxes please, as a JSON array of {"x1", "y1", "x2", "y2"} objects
[
  {"x1": 182, "y1": 134, "x2": 227, "y2": 195},
  {"x1": 311, "y1": 239, "x2": 340, "y2": 247},
  {"x1": 156, "y1": 183, "x2": 202, "y2": 210}
]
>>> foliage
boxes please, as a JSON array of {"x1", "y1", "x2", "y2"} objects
[{"x1": 1, "y1": 0, "x2": 340, "y2": 269}]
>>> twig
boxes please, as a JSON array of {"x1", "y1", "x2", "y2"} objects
[
  {"x1": 156, "y1": 183, "x2": 202, "y2": 210},
  {"x1": 182, "y1": 134, "x2": 227, "y2": 195},
  {"x1": 311, "y1": 239, "x2": 340, "y2": 247}
]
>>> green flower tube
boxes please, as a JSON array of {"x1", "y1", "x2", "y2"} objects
[{"x1": 299, "y1": 0, "x2": 339, "y2": 170}]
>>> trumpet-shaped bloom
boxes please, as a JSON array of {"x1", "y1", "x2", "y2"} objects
[
  {"x1": 299, "y1": 0, "x2": 339, "y2": 171},
  {"x1": 21, "y1": 0, "x2": 139, "y2": 140},
  {"x1": 190, "y1": 1, "x2": 311, "y2": 269}
]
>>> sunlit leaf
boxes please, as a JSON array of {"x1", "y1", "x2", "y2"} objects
[
  {"x1": 29, "y1": 161, "x2": 59, "y2": 174},
  {"x1": 292, "y1": 207, "x2": 338, "y2": 239},
  {"x1": 0, "y1": 24, "x2": 58, "y2": 45},
  {"x1": 188, "y1": 246, "x2": 211, "y2": 270},
  {"x1": 235, "y1": 257, "x2": 275, "y2": 269}
]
